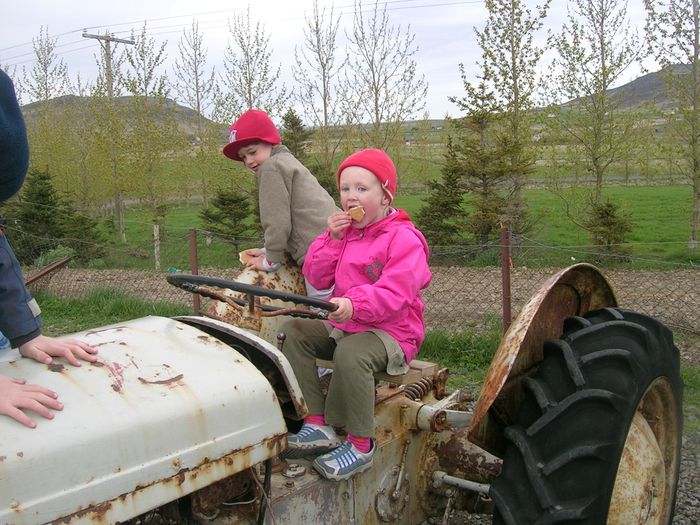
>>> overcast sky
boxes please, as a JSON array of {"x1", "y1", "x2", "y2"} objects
[{"x1": 1, "y1": 0, "x2": 650, "y2": 121}]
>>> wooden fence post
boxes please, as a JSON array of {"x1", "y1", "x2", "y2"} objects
[
  {"x1": 500, "y1": 224, "x2": 512, "y2": 332},
  {"x1": 189, "y1": 228, "x2": 201, "y2": 316}
]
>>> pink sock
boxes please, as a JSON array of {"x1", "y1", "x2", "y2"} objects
[
  {"x1": 348, "y1": 434, "x2": 371, "y2": 453},
  {"x1": 305, "y1": 415, "x2": 326, "y2": 427}
]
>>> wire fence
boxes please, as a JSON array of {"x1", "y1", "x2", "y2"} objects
[{"x1": 22, "y1": 227, "x2": 700, "y2": 337}]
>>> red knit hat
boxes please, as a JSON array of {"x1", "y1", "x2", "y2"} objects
[
  {"x1": 223, "y1": 109, "x2": 281, "y2": 161},
  {"x1": 337, "y1": 149, "x2": 397, "y2": 202}
]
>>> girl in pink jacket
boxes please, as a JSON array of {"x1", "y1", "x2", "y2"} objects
[{"x1": 280, "y1": 149, "x2": 431, "y2": 481}]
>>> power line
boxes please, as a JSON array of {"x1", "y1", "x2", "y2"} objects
[{"x1": 1, "y1": 0, "x2": 483, "y2": 63}]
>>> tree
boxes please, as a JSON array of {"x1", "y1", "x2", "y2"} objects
[
  {"x1": 124, "y1": 23, "x2": 176, "y2": 269},
  {"x1": 415, "y1": 135, "x2": 468, "y2": 246},
  {"x1": 344, "y1": 0, "x2": 428, "y2": 150},
  {"x1": 88, "y1": 30, "x2": 131, "y2": 241},
  {"x1": 644, "y1": 0, "x2": 700, "y2": 251},
  {"x1": 2, "y1": 169, "x2": 105, "y2": 265},
  {"x1": 293, "y1": 0, "x2": 346, "y2": 187},
  {"x1": 280, "y1": 108, "x2": 313, "y2": 163},
  {"x1": 216, "y1": 8, "x2": 289, "y2": 124},
  {"x1": 450, "y1": 68, "x2": 511, "y2": 248},
  {"x1": 476, "y1": 0, "x2": 551, "y2": 231},
  {"x1": 21, "y1": 26, "x2": 72, "y2": 178},
  {"x1": 199, "y1": 188, "x2": 256, "y2": 254},
  {"x1": 548, "y1": 0, "x2": 641, "y2": 206},
  {"x1": 173, "y1": 20, "x2": 221, "y2": 207},
  {"x1": 585, "y1": 199, "x2": 633, "y2": 259}
]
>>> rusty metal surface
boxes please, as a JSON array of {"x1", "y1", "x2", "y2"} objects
[
  {"x1": 608, "y1": 377, "x2": 681, "y2": 525},
  {"x1": 0, "y1": 316, "x2": 287, "y2": 525},
  {"x1": 206, "y1": 257, "x2": 307, "y2": 343},
  {"x1": 469, "y1": 264, "x2": 618, "y2": 457},
  {"x1": 174, "y1": 386, "x2": 483, "y2": 524},
  {"x1": 175, "y1": 316, "x2": 308, "y2": 421}
]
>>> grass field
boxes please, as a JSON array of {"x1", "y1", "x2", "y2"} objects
[{"x1": 86, "y1": 183, "x2": 698, "y2": 271}]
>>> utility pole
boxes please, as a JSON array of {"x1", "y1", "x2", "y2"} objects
[
  {"x1": 82, "y1": 31, "x2": 134, "y2": 99},
  {"x1": 82, "y1": 31, "x2": 135, "y2": 242}
]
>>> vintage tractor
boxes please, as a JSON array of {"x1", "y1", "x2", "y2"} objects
[{"x1": 0, "y1": 262, "x2": 682, "y2": 525}]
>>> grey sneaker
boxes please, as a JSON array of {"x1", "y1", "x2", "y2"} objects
[
  {"x1": 313, "y1": 440, "x2": 375, "y2": 481},
  {"x1": 283, "y1": 424, "x2": 342, "y2": 459}
]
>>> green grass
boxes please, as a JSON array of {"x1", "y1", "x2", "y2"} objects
[
  {"x1": 35, "y1": 289, "x2": 191, "y2": 336},
  {"x1": 682, "y1": 365, "x2": 700, "y2": 433},
  {"x1": 76, "y1": 182, "x2": 698, "y2": 271},
  {"x1": 419, "y1": 319, "x2": 503, "y2": 394}
]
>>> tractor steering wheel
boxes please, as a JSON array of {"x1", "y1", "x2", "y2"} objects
[{"x1": 166, "y1": 273, "x2": 338, "y2": 319}]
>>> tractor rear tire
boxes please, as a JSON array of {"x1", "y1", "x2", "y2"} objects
[{"x1": 491, "y1": 307, "x2": 682, "y2": 525}]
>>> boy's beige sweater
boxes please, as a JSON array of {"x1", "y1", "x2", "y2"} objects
[{"x1": 257, "y1": 145, "x2": 338, "y2": 266}]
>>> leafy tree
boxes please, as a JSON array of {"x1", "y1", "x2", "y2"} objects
[
  {"x1": 2, "y1": 170, "x2": 105, "y2": 265},
  {"x1": 547, "y1": 0, "x2": 641, "y2": 206},
  {"x1": 293, "y1": 0, "x2": 347, "y2": 186},
  {"x1": 450, "y1": 68, "x2": 511, "y2": 247},
  {"x1": 88, "y1": 30, "x2": 131, "y2": 241},
  {"x1": 585, "y1": 199, "x2": 633, "y2": 258},
  {"x1": 345, "y1": 0, "x2": 427, "y2": 150},
  {"x1": 21, "y1": 26, "x2": 72, "y2": 178},
  {"x1": 280, "y1": 108, "x2": 312, "y2": 163},
  {"x1": 476, "y1": 0, "x2": 550, "y2": 231},
  {"x1": 173, "y1": 20, "x2": 221, "y2": 207},
  {"x1": 415, "y1": 135, "x2": 468, "y2": 246},
  {"x1": 644, "y1": 0, "x2": 700, "y2": 252},
  {"x1": 199, "y1": 188, "x2": 256, "y2": 254},
  {"x1": 124, "y1": 24, "x2": 176, "y2": 240},
  {"x1": 216, "y1": 7, "x2": 289, "y2": 123}
]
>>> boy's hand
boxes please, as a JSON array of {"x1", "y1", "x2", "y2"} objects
[
  {"x1": 328, "y1": 211, "x2": 352, "y2": 240},
  {"x1": 0, "y1": 375, "x2": 63, "y2": 428},
  {"x1": 241, "y1": 248, "x2": 264, "y2": 260},
  {"x1": 328, "y1": 297, "x2": 353, "y2": 323},
  {"x1": 19, "y1": 335, "x2": 97, "y2": 367}
]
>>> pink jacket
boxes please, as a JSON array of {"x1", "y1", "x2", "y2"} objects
[{"x1": 303, "y1": 209, "x2": 432, "y2": 363}]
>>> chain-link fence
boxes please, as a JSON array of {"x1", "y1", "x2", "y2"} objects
[{"x1": 24, "y1": 228, "x2": 700, "y2": 336}]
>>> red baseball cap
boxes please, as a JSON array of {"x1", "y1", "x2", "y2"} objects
[
  {"x1": 337, "y1": 149, "x2": 397, "y2": 202},
  {"x1": 223, "y1": 109, "x2": 281, "y2": 161}
]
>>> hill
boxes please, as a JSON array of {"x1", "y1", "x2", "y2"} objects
[
  {"x1": 21, "y1": 95, "x2": 227, "y2": 144},
  {"x1": 606, "y1": 64, "x2": 690, "y2": 110},
  {"x1": 19, "y1": 65, "x2": 690, "y2": 136}
]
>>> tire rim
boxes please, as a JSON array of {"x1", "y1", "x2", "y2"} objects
[{"x1": 607, "y1": 377, "x2": 681, "y2": 524}]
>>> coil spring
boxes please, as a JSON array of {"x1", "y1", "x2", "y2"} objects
[{"x1": 403, "y1": 377, "x2": 433, "y2": 401}]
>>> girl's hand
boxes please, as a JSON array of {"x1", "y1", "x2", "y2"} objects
[
  {"x1": 19, "y1": 335, "x2": 97, "y2": 367},
  {"x1": 328, "y1": 297, "x2": 353, "y2": 323},
  {"x1": 0, "y1": 375, "x2": 62, "y2": 428},
  {"x1": 327, "y1": 211, "x2": 352, "y2": 240}
]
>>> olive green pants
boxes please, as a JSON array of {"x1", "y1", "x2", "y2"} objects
[{"x1": 280, "y1": 318, "x2": 388, "y2": 437}]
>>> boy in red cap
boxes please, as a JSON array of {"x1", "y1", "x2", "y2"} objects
[
  {"x1": 279, "y1": 148, "x2": 432, "y2": 480},
  {"x1": 223, "y1": 109, "x2": 337, "y2": 296}
]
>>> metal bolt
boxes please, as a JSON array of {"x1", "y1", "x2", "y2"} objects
[{"x1": 285, "y1": 480, "x2": 295, "y2": 488}]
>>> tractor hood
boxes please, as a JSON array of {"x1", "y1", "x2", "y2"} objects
[{"x1": 0, "y1": 316, "x2": 290, "y2": 525}]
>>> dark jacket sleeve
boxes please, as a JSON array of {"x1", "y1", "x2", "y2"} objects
[
  {"x1": 0, "y1": 68, "x2": 29, "y2": 202},
  {"x1": 0, "y1": 232, "x2": 41, "y2": 348}
]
